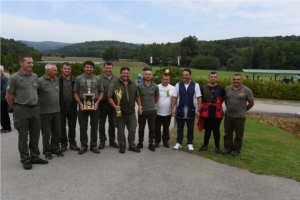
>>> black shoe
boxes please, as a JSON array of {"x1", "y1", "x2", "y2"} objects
[
  {"x1": 232, "y1": 151, "x2": 240, "y2": 157},
  {"x1": 221, "y1": 149, "x2": 232, "y2": 155},
  {"x1": 148, "y1": 144, "x2": 156, "y2": 152},
  {"x1": 128, "y1": 147, "x2": 141, "y2": 153},
  {"x1": 54, "y1": 150, "x2": 64, "y2": 157},
  {"x1": 163, "y1": 143, "x2": 170, "y2": 148},
  {"x1": 44, "y1": 154, "x2": 52, "y2": 160},
  {"x1": 154, "y1": 143, "x2": 159, "y2": 148},
  {"x1": 23, "y1": 162, "x2": 32, "y2": 170},
  {"x1": 1, "y1": 129, "x2": 12, "y2": 133},
  {"x1": 31, "y1": 158, "x2": 49, "y2": 164},
  {"x1": 70, "y1": 144, "x2": 80, "y2": 151},
  {"x1": 119, "y1": 146, "x2": 125, "y2": 153},
  {"x1": 136, "y1": 143, "x2": 143, "y2": 149},
  {"x1": 215, "y1": 147, "x2": 221, "y2": 154},
  {"x1": 198, "y1": 145, "x2": 208, "y2": 151},
  {"x1": 60, "y1": 146, "x2": 67, "y2": 152}
]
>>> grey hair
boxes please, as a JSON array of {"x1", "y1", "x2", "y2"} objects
[
  {"x1": 45, "y1": 63, "x2": 55, "y2": 72},
  {"x1": 0, "y1": 65, "x2": 4, "y2": 72}
]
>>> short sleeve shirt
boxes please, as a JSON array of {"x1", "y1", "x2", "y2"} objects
[
  {"x1": 6, "y1": 70, "x2": 39, "y2": 105},
  {"x1": 137, "y1": 82, "x2": 159, "y2": 112},
  {"x1": 73, "y1": 73, "x2": 104, "y2": 100}
]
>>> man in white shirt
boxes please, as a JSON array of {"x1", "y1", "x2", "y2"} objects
[
  {"x1": 154, "y1": 73, "x2": 175, "y2": 148},
  {"x1": 171, "y1": 69, "x2": 202, "y2": 151}
]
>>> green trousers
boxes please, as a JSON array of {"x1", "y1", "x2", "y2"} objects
[
  {"x1": 98, "y1": 101, "x2": 116, "y2": 143},
  {"x1": 40, "y1": 112, "x2": 61, "y2": 154},
  {"x1": 78, "y1": 109, "x2": 99, "y2": 148},
  {"x1": 114, "y1": 112, "x2": 137, "y2": 148},
  {"x1": 13, "y1": 105, "x2": 40, "y2": 163}
]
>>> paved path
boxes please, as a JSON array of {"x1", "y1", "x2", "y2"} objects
[{"x1": 1, "y1": 100, "x2": 300, "y2": 200}]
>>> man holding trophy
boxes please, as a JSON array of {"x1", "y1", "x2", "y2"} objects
[
  {"x1": 108, "y1": 66, "x2": 142, "y2": 154},
  {"x1": 73, "y1": 60, "x2": 104, "y2": 155}
]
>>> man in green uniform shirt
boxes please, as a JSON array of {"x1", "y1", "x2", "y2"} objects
[
  {"x1": 73, "y1": 60, "x2": 104, "y2": 155},
  {"x1": 38, "y1": 64, "x2": 63, "y2": 160},
  {"x1": 98, "y1": 61, "x2": 119, "y2": 149},
  {"x1": 108, "y1": 66, "x2": 142, "y2": 154},
  {"x1": 136, "y1": 68, "x2": 159, "y2": 151},
  {"x1": 6, "y1": 54, "x2": 48, "y2": 170}
]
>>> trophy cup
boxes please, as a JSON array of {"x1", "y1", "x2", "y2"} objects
[
  {"x1": 83, "y1": 80, "x2": 96, "y2": 110},
  {"x1": 114, "y1": 88, "x2": 124, "y2": 117}
]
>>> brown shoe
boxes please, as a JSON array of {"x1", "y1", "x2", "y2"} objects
[
  {"x1": 232, "y1": 151, "x2": 240, "y2": 157},
  {"x1": 78, "y1": 147, "x2": 87, "y2": 155},
  {"x1": 60, "y1": 146, "x2": 67, "y2": 152},
  {"x1": 221, "y1": 149, "x2": 232, "y2": 155},
  {"x1": 90, "y1": 148, "x2": 100, "y2": 154},
  {"x1": 70, "y1": 144, "x2": 80, "y2": 151},
  {"x1": 98, "y1": 142, "x2": 105, "y2": 149},
  {"x1": 110, "y1": 141, "x2": 119, "y2": 148}
]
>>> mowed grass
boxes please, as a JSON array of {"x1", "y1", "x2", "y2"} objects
[
  {"x1": 44, "y1": 57, "x2": 294, "y2": 81},
  {"x1": 169, "y1": 118, "x2": 300, "y2": 182}
]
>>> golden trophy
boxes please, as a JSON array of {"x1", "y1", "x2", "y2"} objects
[
  {"x1": 83, "y1": 80, "x2": 96, "y2": 110},
  {"x1": 114, "y1": 88, "x2": 124, "y2": 117}
]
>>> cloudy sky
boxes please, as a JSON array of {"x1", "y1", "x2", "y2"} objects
[{"x1": 1, "y1": 0, "x2": 300, "y2": 44}]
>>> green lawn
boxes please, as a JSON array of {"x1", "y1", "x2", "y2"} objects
[{"x1": 169, "y1": 118, "x2": 300, "y2": 182}]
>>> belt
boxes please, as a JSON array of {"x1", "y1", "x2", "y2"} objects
[{"x1": 15, "y1": 103, "x2": 37, "y2": 108}]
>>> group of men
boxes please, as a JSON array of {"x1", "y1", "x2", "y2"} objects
[{"x1": 2, "y1": 54, "x2": 254, "y2": 170}]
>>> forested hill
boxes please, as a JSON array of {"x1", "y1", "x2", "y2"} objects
[
  {"x1": 43, "y1": 40, "x2": 140, "y2": 59},
  {"x1": 20, "y1": 40, "x2": 73, "y2": 51},
  {"x1": 1, "y1": 37, "x2": 40, "y2": 55}
]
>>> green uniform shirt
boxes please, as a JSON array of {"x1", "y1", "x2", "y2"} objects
[
  {"x1": 225, "y1": 85, "x2": 254, "y2": 118},
  {"x1": 98, "y1": 74, "x2": 119, "y2": 101},
  {"x1": 62, "y1": 78, "x2": 74, "y2": 103},
  {"x1": 73, "y1": 73, "x2": 104, "y2": 100},
  {"x1": 137, "y1": 81, "x2": 159, "y2": 112},
  {"x1": 6, "y1": 70, "x2": 39, "y2": 105},
  {"x1": 38, "y1": 76, "x2": 60, "y2": 114}
]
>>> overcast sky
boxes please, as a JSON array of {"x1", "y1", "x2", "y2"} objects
[{"x1": 1, "y1": 0, "x2": 300, "y2": 44}]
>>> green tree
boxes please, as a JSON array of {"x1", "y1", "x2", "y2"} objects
[
  {"x1": 190, "y1": 55, "x2": 220, "y2": 70},
  {"x1": 180, "y1": 35, "x2": 199, "y2": 66},
  {"x1": 101, "y1": 46, "x2": 119, "y2": 61}
]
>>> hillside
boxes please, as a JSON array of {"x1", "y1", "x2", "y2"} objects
[
  {"x1": 20, "y1": 40, "x2": 73, "y2": 51},
  {"x1": 43, "y1": 40, "x2": 140, "y2": 59},
  {"x1": 1, "y1": 37, "x2": 41, "y2": 55}
]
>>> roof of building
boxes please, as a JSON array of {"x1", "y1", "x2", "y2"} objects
[{"x1": 242, "y1": 69, "x2": 300, "y2": 75}]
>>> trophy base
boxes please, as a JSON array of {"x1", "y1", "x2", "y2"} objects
[
  {"x1": 83, "y1": 93, "x2": 95, "y2": 111},
  {"x1": 83, "y1": 108, "x2": 96, "y2": 111},
  {"x1": 116, "y1": 112, "x2": 122, "y2": 117}
]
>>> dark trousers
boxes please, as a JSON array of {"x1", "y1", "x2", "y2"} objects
[
  {"x1": 78, "y1": 109, "x2": 99, "y2": 148},
  {"x1": 138, "y1": 110, "x2": 156, "y2": 144},
  {"x1": 13, "y1": 105, "x2": 40, "y2": 163},
  {"x1": 203, "y1": 117, "x2": 222, "y2": 148},
  {"x1": 41, "y1": 112, "x2": 61, "y2": 154},
  {"x1": 176, "y1": 117, "x2": 195, "y2": 144},
  {"x1": 99, "y1": 101, "x2": 115, "y2": 143},
  {"x1": 60, "y1": 107, "x2": 77, "y2": 147},
  {"x1": 1, "y1": 101, "x2": 11, "y2": 130},
  {"x1": 224, "y1": 115, "x2": 246, "y2": 153},
  {"x1": 155, "y1": 115, "x2": 171, "y2": 144},
  {"x1": 114, "y1": 112, "x2": 137, "y2": 148}
]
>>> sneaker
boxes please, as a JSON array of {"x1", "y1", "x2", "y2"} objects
[
  {"x1": 31, "y1": 158, "x2": 48, "y2": 164},
  {"x1": 119, "y1": 146, "x2": 125, "y2": 153},
  {"x1": 60, "y1": 146, "x2": 67, "y2": 152},
  {"x1": 44, "y1": 154, "x2": 52, "y2": 160},
  {"x1": 23, "y1": 162, "x2": 32, "y2": 170},
  {"x1": 136, "y1": 143, "x2": 143, "y2": 149},
  {"x1": 98, "y1": 142, "x2": 105, "y2": 149},
  {"x1": 78, "y1": 147, "x2": 87, "y2": 155},
  {"x1": 153, "y1": 143, "x2": 159, "y2": 148},
  {"x1": 148, "y1": 144, "x2": 156, "y2": 152},
  {"x1": 1, "y1": 129, "x2": 12, "y2": 133},
  {"x1": 70, "y1": 144, "x2": 80, "y2": 151},
  {"x1": 215, "y1": 147, "x2": 221, "y2": 154},
  {"x1": 163, "y1": 143, "x2": 170, "y2": 148},
  {"x1": 187, "y1": 144, "x2": 194, "y2": 151},
  {"x1": 90, "y1": 148, "x2": 100, "y2": 154},
  {"x1": 110, "y1": 141, "x2": 119, "y2": 148},
  {"x1": 173, "y1": 143, "x2": 182, "y2": 150},
  {"x1": 232, "y1": 151, "x2": 240, "y2": 157},
  {"x1": 128, "y1": 147, "x2": 141, "y2": 153},
  {"x1": 54, "y1": 150, "x2": 64, "y2": 157},
  {"x1": 221, "y1": 149, "x2": 232, "y2": 155}
]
